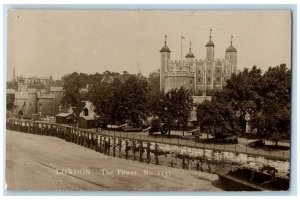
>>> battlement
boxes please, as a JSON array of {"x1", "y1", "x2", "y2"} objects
[{"x1": 168, "y1": 59, "x2": 192, "y2": 64}]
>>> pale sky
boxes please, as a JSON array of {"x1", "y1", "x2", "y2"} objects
[{"x1": 7, "y1": 10, "x2": 291, "y2": 80}]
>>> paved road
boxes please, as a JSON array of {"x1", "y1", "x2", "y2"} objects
[{"x1": 6, "y1": 130, "x2": 222, "y2": 191}]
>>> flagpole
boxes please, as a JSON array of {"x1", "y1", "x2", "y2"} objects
[
  {"x1": 181, "y1": 35, "x2": 185, "y2": 61},
  {"x1": 181, "y1": 36, "x2": 183, "y2": 60}
]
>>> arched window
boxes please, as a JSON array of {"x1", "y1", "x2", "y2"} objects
[{"x1": 83, "y1": 108, "x2": 89, "y2": 116}]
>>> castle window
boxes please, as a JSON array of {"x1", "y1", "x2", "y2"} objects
[
  {"x1": 207, "y1": 77, "x2": 211, "y2": 82},
  {"x1": 83, "y1": 108, "x2": 89, "y2": 116},
  {"x1": 208, "y1": 70, "x2": 211, "y2": 74},
  {"x1": 190, "y1": 80, "x2": 193, "y2": 85},
  {"x1": 217, "y1": 69, "x2": 220, "y2": 73},
  {"x1": 39, "y1": 103, "x2": 42, "y2": 107},
  {"x1": 30, "y1": 103, "x2": 31, "y2": 106},
  {"x1": 197, "y1": 78, "x2": 201, "y2": 82}
]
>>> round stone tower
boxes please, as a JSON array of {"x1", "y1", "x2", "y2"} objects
[
  {"x1": 185, "y1": 41, "x2": 195, "y2": 60},
  {"x1": 225, "y1": 35, "x2": 237, "y2": 74},
  {"x1": 205, "y1": 28, "x2": 214, "y2": 60},
  {"x1": 160, "y1": 35, "x2": 171, "y2": 92}
]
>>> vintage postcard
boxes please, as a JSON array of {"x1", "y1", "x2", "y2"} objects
[{"x1": 5, "y1": 9, "x2": 292, "y2": 192}]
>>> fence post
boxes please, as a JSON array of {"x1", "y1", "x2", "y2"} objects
[
  {"x1": 102, "y1": 136, "x2": 105, "y2": 154},
  {"x1": 107, "y1": 137, "x2": 111, "y2": 156},
  {"x1": 125, "y1": 140, "x2": 129, "y2": 159},
  {"x1": 99, "y1": 136, "x2": 102, "y2": 153},
  {"x1": 147, "y1": 142, "x2": 150, "y2": 164},
  {"x1": 118, "y1": 138, "x2": 122, "y2": 158},
  {"x1": 155, "y1": 143, "x2": 159, "y2": 165},
  {"x1": 83, "y1": 132, "x2": 86, "y2": 147},
  {"x1": 182, "y1": 157, "x2": 185, "y2": 169},
  {"x1": 113, "y1": 137, "x2": 116, "y2": 157},
  {"x1": 132, "y1": 141, "x2": 136, "y2": 160},
  {"x1": 139, "y1": 141, "x2": 143, "y2": 162}
]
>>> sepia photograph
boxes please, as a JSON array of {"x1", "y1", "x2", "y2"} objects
[{"x1": 5, "y1": 8, "x2": 292, "y2": 192}]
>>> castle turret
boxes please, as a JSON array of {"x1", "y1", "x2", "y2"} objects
[
  {"x1": 185, "y1": 42, "x2": 195, "y2": 60},
  {"x1": 225, "y1": 35, "x2": 237, "y2": 74},
  {"x1": 205, "y1": 28, "x2": 214, "y2": 60},
  {"x1": 160, "y1": 35, "x2": 171, "y2": 92}
]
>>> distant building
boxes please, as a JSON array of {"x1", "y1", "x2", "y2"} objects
[
  {"x1": 17, "y1": 75, "x2": 54, "y2": 86},
  {"x1": 55, "y1": 113, "x2": 76, "y2": 124},
  {"x1": 78, "y1": 101, "x2": 98, "y2": 128},
  {"x1": 14, "y1": 84, "x2": 63, "y2": 118},
  {"x1": 149, "y1": 70, "x2": 160, "y2": 79},
  {"x1": 6, "y1": 88, "x2": 15, "y2": 106},
  {"x1": 6, "y1": 89, "x2": 16, "y2": 117},
  {"x1": 80, "y1": 101, "x2": 96, "y2": 118},
  {"x1": 160, "y1": 30, "x2": 237, "y2": 95},
  {"x1": 101, "y1": 70, "x2": 147, "y2": 84}
]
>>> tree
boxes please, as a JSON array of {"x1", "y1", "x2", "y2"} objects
[
  {"x1": 89, "y1": 81, "x2": 115, "y2": 127},
  {"x1": 111, "y1": 76, "x2": 150, "y2": 126},
  {"x1": 61, "y1": 72, "x2": 88, "y2": 118},
  {"x1": 152, "y1": 87, "x2": 193, "y2": 136},
  {"x1": 197, "y1": 100, "x2": 239, "y2": 139},
  {"x1": 250, "y1": 64, "x2": 291, "y2": 145},
  {"x1": 222, "y1": 66, "x2": 263, "y2": 133}
]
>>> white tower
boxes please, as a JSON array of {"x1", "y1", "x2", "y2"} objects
[{"x1": 160, "y1": 35, "x2": 171, "y2": 92}]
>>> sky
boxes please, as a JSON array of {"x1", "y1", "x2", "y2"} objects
[{"x1": 7, "y1": 10, "x2": 291, "y2": 81}]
